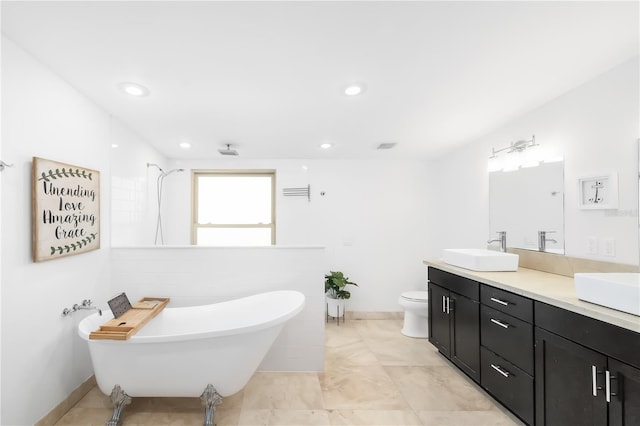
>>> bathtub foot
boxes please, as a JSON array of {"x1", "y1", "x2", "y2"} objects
[
  {"x1": 106, "y1": 385, "x2": 132, "y2": 426},
  {"x1": 201, "y1": 384, "x2": 223, "y2": 426}
]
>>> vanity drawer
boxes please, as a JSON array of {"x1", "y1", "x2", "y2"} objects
[
  {"x1": 481, "y1": 305, "x2": 534, "y2": 375},
  {"x1": 481, "y1": 284, "x2": 533, "y2": 322},
  {"x1": 481, "y1": 346, "x2": 534, "y2": 426},
  {"x1": 428, "y1": 267, "x2": 479, "y2": 301}
]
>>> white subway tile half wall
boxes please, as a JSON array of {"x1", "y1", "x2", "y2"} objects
[{"x1": 111, "y1": 246, "x2": 326, "y2": 371}]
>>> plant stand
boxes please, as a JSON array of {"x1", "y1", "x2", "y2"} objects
[{"x1": 326, "y1": 300, "x2": 346, "y2": 326}]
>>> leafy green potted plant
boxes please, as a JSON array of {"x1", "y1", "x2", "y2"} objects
[{"x1": 325, "y1": 271, "x2": 358, "y2": 318}]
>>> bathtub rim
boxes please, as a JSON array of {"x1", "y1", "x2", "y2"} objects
[{"x1": 78, "y1": 290, "x2": 306, "y2": 344}]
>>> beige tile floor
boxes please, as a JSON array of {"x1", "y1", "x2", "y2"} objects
[{"x1": 56, "y1": 319, "x2": 523, "y2": 425}]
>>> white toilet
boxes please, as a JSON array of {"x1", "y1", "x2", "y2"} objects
[{"x1": 398, "y1": 291, "x2": 429, "y2": 338}]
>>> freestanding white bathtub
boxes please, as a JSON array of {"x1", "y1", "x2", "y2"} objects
[{"x1": 78, "y1": 290, "x2": 305, "y2": 425}]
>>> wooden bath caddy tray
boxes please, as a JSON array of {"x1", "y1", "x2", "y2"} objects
[{"x1": 89, "y1": 297, "x2": 170, "y2": 340}]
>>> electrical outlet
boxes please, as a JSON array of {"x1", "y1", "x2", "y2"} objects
[
  {"x1": 586, "y1": 236, "x2": 598, "y2": 254},
  {"x1": 603, "y1": 238, "x2": 616, "y2": 257}
]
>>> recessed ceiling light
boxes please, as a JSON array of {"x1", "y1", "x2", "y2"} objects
[
  {"x1": 320, "y1": 143, "x2": 333, "y2": 149},
  {"x1": 344, "y1": 84, "x2": 365, "y2": 96},
  {"x1": 118, "y1": 82, "x2": 149, "y2": 97},
  {"x1": 179, "y1": 142, "x2": 191, "y2": 149},
  {"x1": 111, "y1": 144, "x2": 119, "y2": 148}
]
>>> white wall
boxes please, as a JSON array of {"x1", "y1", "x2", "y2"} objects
[
  {"x1": 160, "y1": 158, "x2": 436, "y2": 312},
  {"x1": 111, "y1": 246, "x2": 326, "y2": 371},
  {"x1": 0, "y1": 37, "x2": 112, "y2": 425},
  {"x1": 433, "y1": 57, "x2": 639, "y2": 265}
]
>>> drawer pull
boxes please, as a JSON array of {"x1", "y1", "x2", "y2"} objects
[
  {"x1": 490, "y1": 297, "x2": 509, "y2": 306},
  {"x1": 490, "y1": 318, "x2": 510, "y2": 329},
  {"x1": 491, "y1": 364, "x2": 510, "y2": 378}
]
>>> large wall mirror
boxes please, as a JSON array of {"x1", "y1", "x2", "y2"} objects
[{"x1": 489, "y1": 160, "x2": 565, "y2": 253}]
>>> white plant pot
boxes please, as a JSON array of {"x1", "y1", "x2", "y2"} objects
[{"x1": 326, "y1": 297, "x2": 346, "y2": 318}]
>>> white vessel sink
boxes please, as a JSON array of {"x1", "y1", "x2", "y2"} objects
[
  {"x1": 442, "y1": 249, "x2": 519, "y2": 272},
  {"x1": 574, "y1": 273, "x2": 640, "y2": 316}
]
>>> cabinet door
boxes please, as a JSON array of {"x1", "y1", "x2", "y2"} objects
[
  {"x1": 608, "y1": 358, "x2": 640, "y2": 426},
  {"x1": 535, "y1": 327, "x2": 607, "y2": 426},
  {"x1": 450, "y1": 291, "x2": 480, "y2": 382},
  {"x1": 428, "y1": 282, "x2": 450, "y2": 357}
]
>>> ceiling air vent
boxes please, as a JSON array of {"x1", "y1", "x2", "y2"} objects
[{"x1": 377, "y1": 142, "x2": 397, "y2": 150}]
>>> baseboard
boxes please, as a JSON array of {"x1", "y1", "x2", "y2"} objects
[
  {"x1": 345, "y1": 311, "x2": 403, "y2": 320},
  {"x1": 35, "y1": 375, "x2": 96, "y2": 426}
]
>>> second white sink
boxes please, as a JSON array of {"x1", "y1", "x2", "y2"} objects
[
  {"x1": 574, "y1": 273, "x2": 640, "y2": 316},
  {"x1": 442, "y1": 248, "x2": 519, "y2": 272}
]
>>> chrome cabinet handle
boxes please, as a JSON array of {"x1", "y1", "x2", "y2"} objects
[
  {"x1": 606, "y1": 370, "x2": 617, "y2": 402},
  {"x1": 490, "y1": 318, "x2": 509, "y2": 329},
  {"x1": 446, "y1": 297, "x2": 451, "y2": 314},
  {"x1": 442, "y1": 295, "x2": 446, "y2": 313},
  {"x1": 491, "y1": 364, "x2": 510, "y2": 378},
  {"x1": 490, "y1": 297, "x2": 509, "y2": 306},
  {"x1": 592, "y1": 365, "x2": 603, "y2": 397}
]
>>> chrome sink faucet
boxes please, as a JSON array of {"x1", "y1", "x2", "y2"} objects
[
  {"x1": 487, "y1": 231, "x2": 507, "y2": 252},
  {"x1": 538, "y1": 231, "x2": 557, "y2": 252}
]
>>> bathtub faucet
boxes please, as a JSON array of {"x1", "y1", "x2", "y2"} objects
[
  {"x1": 74, "y1": 299, "x2": 102, "y2": 316},
  {"x1": 65, "y1": 299, "x2": 102, "y2": 316}
]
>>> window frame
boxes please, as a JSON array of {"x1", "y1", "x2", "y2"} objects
[{"x1": 191, "y1": 169, "x2": 276, "y2": 246}]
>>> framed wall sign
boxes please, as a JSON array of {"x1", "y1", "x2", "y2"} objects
[
  {"x1": 32, "y1": 157, "x2": 100, "y2": 262},
  {"x1": 578, "y1": 172, "x2": 618, "y2": 210}
]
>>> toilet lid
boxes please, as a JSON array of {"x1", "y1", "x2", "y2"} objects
[{"x1": 401, "y1": 291, "x2": 428, "y2": 302}]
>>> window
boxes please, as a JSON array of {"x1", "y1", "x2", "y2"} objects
[{"x1": 192, "y1": 170, "x2": 275, "y2": 246}]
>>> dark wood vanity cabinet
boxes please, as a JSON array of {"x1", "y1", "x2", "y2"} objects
[
  {"x1": 426, "y1": 266, "x2": 640, "y2": 426},
  {"x1": 427, "y1": 267, "x2": 480, "y2": 382},
  {"x1": 535, "y1": 301, "x2": 640, "y2": 426},
  {"x1": 480, "y1": 285, "x2": 534, "y2": 425}
]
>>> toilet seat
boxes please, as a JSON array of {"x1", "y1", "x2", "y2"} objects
[{"x1": 400, "y1": 291, "x2": 428, "y2": 303}]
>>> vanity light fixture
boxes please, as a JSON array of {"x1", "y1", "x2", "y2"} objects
[
  {"x1": 490, "y1": 135, "x2": 538, "y2": 158},
  {"x1": 117, "y1": 82, "x2": 150, "y2": 97},
  {"x1": 489, "y1": 135, "x2": 542, "y2": 171}
]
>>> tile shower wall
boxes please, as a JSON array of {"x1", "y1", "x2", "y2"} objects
[
  {"x1": 110, "y1": 246, "x2": 326, "y2": 371},
  {"x1": 110, "y1": 120, "x2": 168, "y2": 247}
]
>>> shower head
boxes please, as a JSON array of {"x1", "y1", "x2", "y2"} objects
[
  {"x1": 148, "y1": 163, "x2": 184, "y2": 177},
  {"x1": 147, "y1": 162, "x2": 164, "y2": 172},
  {"x1": 218, "y1": 144, "x2": 239, "y2": 156},
  {"x1": 163, "y1": 168, "x2": 184, "y2": 177}
]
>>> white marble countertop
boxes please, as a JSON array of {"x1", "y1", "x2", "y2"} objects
[{"x1": 424, "y1": 259, "x2": 640, "y2": 334}]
